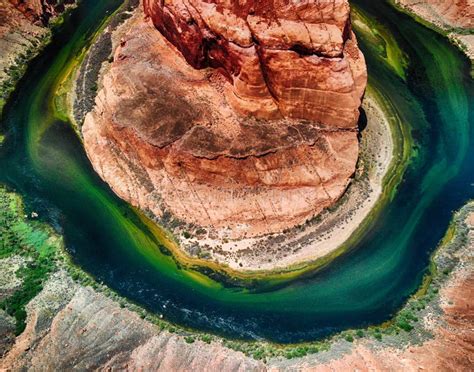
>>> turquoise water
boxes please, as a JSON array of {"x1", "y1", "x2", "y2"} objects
[{"x1": 0, "y1": 0, "x2": 472, "y2": 342}]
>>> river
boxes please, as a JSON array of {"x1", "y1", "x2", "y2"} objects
[{"x1": 0, "y1": 0, "x2": 472, "y2": 343}]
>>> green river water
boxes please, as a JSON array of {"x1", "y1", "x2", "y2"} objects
[{"x1": 0, "y1": 0, "x2": 472, "y2": 342}]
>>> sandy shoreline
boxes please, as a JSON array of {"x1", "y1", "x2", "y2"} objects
[
  {"x1": 73, "y1": 6, "x2": 395, "y2": 274},
  {"x1": 178, "y1": 92, "x2": 394, "y2": 271}
]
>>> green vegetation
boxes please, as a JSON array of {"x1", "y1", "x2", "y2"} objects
[
  {"x1": 345, "y1": 334, "x2": 354, "y2": 343},
  {"x1": 200, "y1": 334, "x2": 213, "y2": 344},
  {"x1": 352, "y1": 5, "x2": 409, "y2": 80},
  {"x1": 0, "y1": 34, "x2": 52, "y2": 117},
  {"x1": 182, "y1": 231, "x2": 191, "y2": 239},
  {"x1": 0, "y1": 186, "x2": 62, "y2": 334}
]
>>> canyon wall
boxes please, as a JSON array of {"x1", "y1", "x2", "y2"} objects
[
  {"x1": 142, "y1": 0, "x2": 366, "y2": 126},
  {"x1": 8, "y1": 0, "x2": 75, "y2": 24},
  {"x1": 394, "y1": 0, "x2": 474, "y2": 71},
  {"x1": 1, "y1": 0, "x2": 74, "y2": 115},
  {"x1": 0, "y1": 0, "x2": 45, "y2": 76},
  {"x1": 2, "y1": 211, "x2": 474, "y2": 371},
  {"x1": 83, "y1": 1, "x2": 367, "y2": 239}
]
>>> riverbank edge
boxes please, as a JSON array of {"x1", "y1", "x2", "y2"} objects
[
  {"x1": 0, "y1": 0, "x2": 471, "y2": 364},
  {"x1": 67, "y1": 8, "x2": 410, "y2": 285},
  {"x1": 0, "y1": 3, "x2": 80, "y2": 120},
  {"x1": 1, "y1": 181, "x2": 472, "y2": 362},
  {"x1": 388, "y1": 0, "x2": 474, "y2": 70},
  {"x1": 62, "y1": 199, "x2": 474, "y2": 360},
  {"x1": 130, "y1": 83, "x2": 409, "y2": 285}
]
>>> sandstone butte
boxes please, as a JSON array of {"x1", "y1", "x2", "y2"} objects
[{"x1": 83, "y1": 0, "x2": 367, "y2": 239}]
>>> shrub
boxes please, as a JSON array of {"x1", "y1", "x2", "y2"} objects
[
  {"x1": 182, "y1": 231, "x2": 191, "y2": 239},
  {"x1": 397, "y1": 320, "x2": 413, "y2": 332}
]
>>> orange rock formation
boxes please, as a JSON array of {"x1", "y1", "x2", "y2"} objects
[
  {"x1": 143, "y1": 0, "x2": 366, "y2": 126},
  {"x1": 8, "y1": 0, "x2": 75, "y2": 24},
  {"x1": 83, "y1": 1, "x2": 367, "y2": 238}
]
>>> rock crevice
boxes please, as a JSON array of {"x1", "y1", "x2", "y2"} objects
[{"x1": 143, "y1": 0, "x2": 366, "y2": 126}]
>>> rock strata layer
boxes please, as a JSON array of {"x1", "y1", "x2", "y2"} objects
[
  {"x1": 0, "y1": 0, "x2": 45, "y2": 78},
  {"x1": 143, "y1": 0, "x2": 366, "y2": 126},
  {"x1": 2, "y1": 211, "x2": 474, "y2": 371},
  {"x1": 83, "y1": 2, "x2": 366, "y2": 239},
  {"x1": 1, "y1": 0, "x2": 74, "y2": 115},
  {"x1": 9, "y1": 0, "x2": 75, "y2": 25},
  {"x1": 394, "y1": 0, "x2": 474, "y2": 66}
]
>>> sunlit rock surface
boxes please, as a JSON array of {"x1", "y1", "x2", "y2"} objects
[
  {"x1": 143, "y1": 0, "x2": 367, "y2": 125},
  {"x1": 9, "y1": 0, "x2": 75, "y2": 25},
  {"x1": 83, "y1": 2, "x2": 366, "y2": 238}
]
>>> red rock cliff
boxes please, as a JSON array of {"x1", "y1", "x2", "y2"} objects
[
  {"x1": 9, "y1": 0, "x2": 75, "y2": 24},
  {"x1": 143, "y1": 0, "x2": 366, "y2": 127},
  {"x1": 83, "y1": 3, "x2": 366, "y2": 240}
]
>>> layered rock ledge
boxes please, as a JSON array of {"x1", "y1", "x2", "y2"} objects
[
  {"x1": 0, "y1": 1, "x2": 75, "y2": 115},
  {"x1": 395, "y1": 0, "x2": 473, "y2": 29},
  {"x1": 143, "y1": 0, "x2": 366, "y2": 126},
  {"x1": 83, "y1": 1, "x2": 367, "y2": 241}
]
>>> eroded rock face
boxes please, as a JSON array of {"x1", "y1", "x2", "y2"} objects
[
  {"x1": 2, "y1": 213, "x2": 474, "y2": 371},
  {"x1": 83, "y1": 2, "x2": 366, "y2": 239},
  {"x1": 143, "y1": 0, "x2": 366, "y2": 126},
  {"x1": 9, "y1": 0, "x2": 75, "y2": 25}
]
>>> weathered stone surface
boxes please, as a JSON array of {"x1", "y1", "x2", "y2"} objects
[
  {"x1": 83, "y1": 2, "x2": 366, "y2": 239},
  {"x1": 0, "y1": 1, "x2": 45, "y2": 87},
  {"x1": 9, "y1": 0, "x2": 75, "y2": 25},
  {"x1": 1, "y1": 273, "x2": 264, "y2": 371},
  {"x1": 394, "y1": 0, "x2": 474, "y2": 65},
  {"x1": 143, "y1": 0, "x2": 367, "y2": 126},
  {"x1": 0, "y1": 0, "x2": 75, "y2": 114},
  {"x1": 396, "y1": 0, "x2": 474, "y2": 29},
  {"x1": 83, "y1": 8, "x2": 361, "y2": 238}
]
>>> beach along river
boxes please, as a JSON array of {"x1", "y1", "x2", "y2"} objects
[{"x1": 0, "y1": 0, "x2": 472, "y2": 342}]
